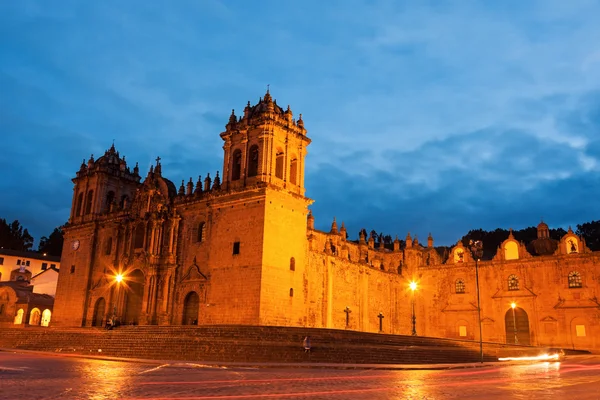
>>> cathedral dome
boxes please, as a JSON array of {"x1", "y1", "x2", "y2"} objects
[{"x1": 527, "y1": 237, "x2": 558, "y2": 256}]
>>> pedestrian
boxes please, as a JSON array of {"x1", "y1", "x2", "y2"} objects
[
  {"x1": 303, "y1": 336, "x2": 311, "y2": 353},
  {"x1": 105, "y1": 317, "x2": 113, "y2": 330}
]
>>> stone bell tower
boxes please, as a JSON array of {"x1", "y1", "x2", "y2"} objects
[
  {"x1": 68, "y1": 144, "x2": 141, "y2": 224},
  {"x1": 220, "y1": 89, "x2": 311, "y2": 196},
  {"x1": 213, "y1": 90, "x2": 313, "y2": 326}
]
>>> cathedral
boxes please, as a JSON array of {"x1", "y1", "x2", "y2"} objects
[{"x1": 53, "y1": 90, "x2": 600, "y2": 351}]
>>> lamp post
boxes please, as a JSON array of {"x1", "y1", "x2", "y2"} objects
[
  {"x1": 511, "y1": 302, "x2": 519, "y2": 344},
  {"x1": 113, "y1": 273, "x2": 123, "y2": 327},
  {"x1": 377, "y1": 312, "x2": 384, "y2": 333},
  {"x1": 409, "y1": 281, "x2": 418, "y2": 336},
  {"x1": 469, "y1": 240, "x2": 484, "y2": 363}
]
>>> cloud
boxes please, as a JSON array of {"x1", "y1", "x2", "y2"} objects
[{"x1": 1, "y1": 0, "x2": 600, "y2": 246}]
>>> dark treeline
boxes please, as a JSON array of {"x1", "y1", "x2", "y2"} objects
[{"x1": 0, "y1": 218, "x2": 64, "y2": 257}]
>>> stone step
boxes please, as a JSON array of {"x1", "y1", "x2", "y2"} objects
[{"x1": 0, "y1": 325, "x2": 586, "y2": 365}]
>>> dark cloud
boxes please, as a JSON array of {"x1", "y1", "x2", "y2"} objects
[{"x1": 2, "y1": 1, "x2": 600, "y2": 247}]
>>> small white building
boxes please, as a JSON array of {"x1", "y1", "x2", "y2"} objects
[{"x1": 0, "y1": 249, "x2": 60, "y2": 283}]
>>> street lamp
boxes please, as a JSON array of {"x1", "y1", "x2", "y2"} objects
[
  {"x1": 469, "y1": 240, "x2": 484, "y2": 363},
  {"x1": 511, "y1": 302, "x2": 519, "y2": 344},
  {"x1": 409, "y1": 281, "x2": 418, "y2": 336},
  {"x1": 112, "y1": 273, "x2": 124, "y2": 327}
]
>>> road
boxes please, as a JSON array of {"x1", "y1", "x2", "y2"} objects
[{"x1": 1, "y1": 352, "x2": 600, "y2": 399}]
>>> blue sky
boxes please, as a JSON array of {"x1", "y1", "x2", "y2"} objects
[{"x1": 2, "y1": 0, "x2": 600, "y2": 246}]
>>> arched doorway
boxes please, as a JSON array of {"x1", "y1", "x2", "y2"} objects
[
  {"x1": 182, "y1": 292, "x2": 200, "y2": 325},
  {"x1": 29, "y1": 308, "x2": 41, "y2": 325},
  {"x1": 93, "y1": 298, "x2": 106, "y2": 327},
  {"x1": 41, "y1": 309, "x2": 52, "y2": 326},
  {"x1": 505, "y1": 307, "x2": 531, "y2": 345},
  {"x1": 14, "y1": 309, "x2": 24, "y2": 324},
  {"x1": 123, "y1": 270, "x2": 144, "y2": 325}
]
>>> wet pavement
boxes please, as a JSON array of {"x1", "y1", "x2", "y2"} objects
[{"x1": 1, "y1": 351, "x2": 600, "y2": 399}]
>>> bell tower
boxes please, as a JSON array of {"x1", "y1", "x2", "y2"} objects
[
  {"x1": 220, "y1": 89, "x2": 311, "y2": 196},
  {"x1": 69, "y1": 144, "x2": 140, "y2": 224}
]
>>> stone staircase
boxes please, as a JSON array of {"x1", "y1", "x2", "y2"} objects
[{"x1": 0, "y1": 325, "x2": 587, "y2": 364}]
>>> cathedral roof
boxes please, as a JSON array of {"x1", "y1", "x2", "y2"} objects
[
  {"x1": 77, "y1": 144, "x2": 140, "y2": 180},
  {"x1": 0, "y1": 281, "x2": 55, "y2": 306}
]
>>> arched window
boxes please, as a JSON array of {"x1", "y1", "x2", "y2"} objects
[
  {"x1": 290, "y1": 257, "x2": 295, "y2": 271},
  {"x1": 105, "y1": 191, "x2": 115, "y2": 212},
  {"x1": 197, "y1": 222, "x2": 206, "y2": 243},
  {"x1": 232, "y1": 149, "x2": 242, "y2": 181},
  {"x1": 455, "y1": 279, "x2": 465, "y2": 294},
  {"x1": 120, "y1": 195, "x2": 129, "y2": 209},
  {"x1": 85, "y1": 190, "x2": 94, "y2": 214},
  {"x1": 275, "y1": 150, "x2": 284, "y2": 179},
  {"x1": 134, "y1": 223, "x2": 145, "y2": 249},
  {"x1": 289, "y1": 288, "x2": 294, "y2": 297},
  {"x1": 508, "y1": 274, "x2": 519, "y2": 291},
  {"x1": 29, "y1": 308, "x2": 41, "y2": 325},
  {"x1": 289, "y1": 157, "x2": 298, "y2": 185},
  {"x1": 105, "y1": 237, "x2": 113, "y2": 255},
  {"x1": 75, "y1": 193, "x2": 84, "y2": 216},
  {"x1": 568, "y1": 271, "x2": 582, "y2": 288},
  {"x1": 248, "y1": 145, "x2": 259, "y2": 177}
]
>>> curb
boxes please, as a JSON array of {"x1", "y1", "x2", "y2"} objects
[{"x1": 0, "y1": 347, "x2": 548, "y2": 370}]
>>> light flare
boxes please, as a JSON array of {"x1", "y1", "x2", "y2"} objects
[{"x1": 498, "y1": 353, "x2": 560, "y2": 362}]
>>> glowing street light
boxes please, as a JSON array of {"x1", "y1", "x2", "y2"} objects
[
  {"x1": 115, "y1": 273, "x2": 123, "y2": 283},
  {"x1": 511, "y1": 302, "x2": 519, "y2": 344},
  {"x1": 409, "y1": 281, "x2": 418, "y2": 336}
]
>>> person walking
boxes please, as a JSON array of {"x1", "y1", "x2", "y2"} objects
[{"x1": 303, "y1": 336, "x2": 311, "y2": 353}]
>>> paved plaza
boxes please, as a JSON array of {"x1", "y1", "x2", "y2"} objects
[{"x1": 1, "y1": 351, "x2": 600, "y2": 399}]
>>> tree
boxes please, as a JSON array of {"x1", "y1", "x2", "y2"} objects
[
  {"x1": 576, "y1": 221, "x2": 600, "y2": 251},
  {"x1": 38, "y1": 226, "x2": 64, "y2": 257},
  {"x1": 0, "y1": 218, "x2": 34, "y2": 251}
]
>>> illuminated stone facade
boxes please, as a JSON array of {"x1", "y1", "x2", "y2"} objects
[{"x1": 53, "y1": 91, "x2": 600, "y2": 350}]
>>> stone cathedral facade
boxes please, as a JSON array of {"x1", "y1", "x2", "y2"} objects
[{"x1": 53, "y1": 91, "x2": 600, "y2": 351}]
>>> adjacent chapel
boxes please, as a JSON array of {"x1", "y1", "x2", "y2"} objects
[{"x1": 52, "y1": 91, "x2": 600, "y2": 351}]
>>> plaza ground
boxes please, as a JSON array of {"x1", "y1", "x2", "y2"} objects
[{"x1": 2, "y1": 351, "x2": 600, "y2": 399}]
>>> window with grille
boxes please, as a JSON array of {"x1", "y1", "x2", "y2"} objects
[
  {"x1": 508, "y1": 274, "x2": 519, "y2": 291},
  {"x1": 455, "y1": 279, "x2": 465, "y2": 294},
  {"x1": 568, "y1": 271, "x2": 582, "y2": 288}
]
